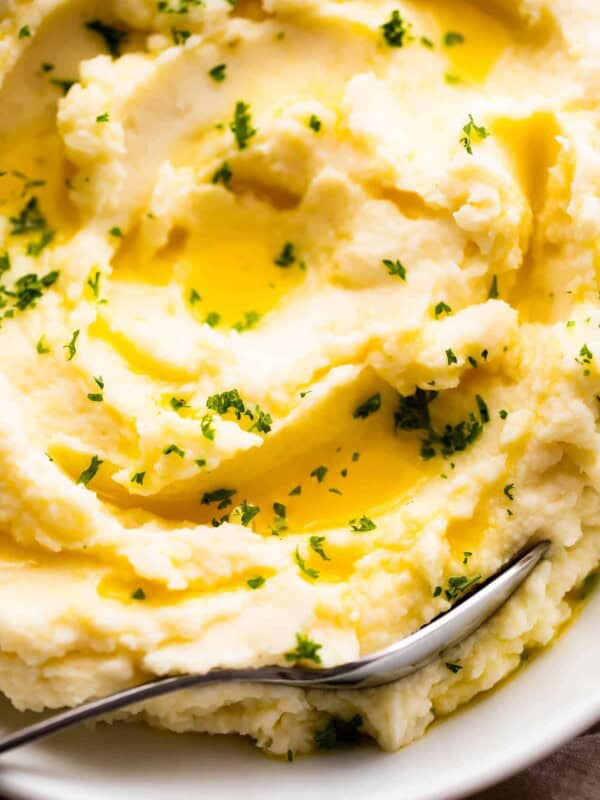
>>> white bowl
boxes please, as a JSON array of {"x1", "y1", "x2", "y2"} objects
[{"x1": 0, "y1": 587, "x2": 598, "y2": 800}]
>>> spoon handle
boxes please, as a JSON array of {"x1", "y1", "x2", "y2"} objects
[{"x1": 0, "y1": 540, "x2": 550, "y2": 755}]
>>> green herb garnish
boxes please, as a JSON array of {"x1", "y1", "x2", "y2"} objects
[
  {"x1": 460, "y1": 114, "x2": 490, "y2": 155},
  {"x1": 209, "y1": 63, "x2": 226, "y2": 82},
  {"x1": 77, "y1": 455, "x2": 103, "y2": 486},
  {"x1": 163, "y1": 443, "x2": 185, "y2": 457},
  {"x1": 381, "y1": 10, "x2": 409, "y2": 47},
  {"x1": 383, "y1": 258, "x2": 406, "y2": 280},
  {"x1": 309, "y1": 535, "x2": 330, "y2": 561},
  {"x1": 274, "y1": 242, "x2": 296, "y2": 267},
  {"x1": 230, "y1": 100, "x2": 256, "y2": 150},
  {"x1": 284, "y1": 632, "x2": 322, "y2": 664},
  {"x1": 349, "y1": 515, "x2": 376, "y2": 532},
  {"x1": 295, "y1": 547, "x2": 319, "y2": 579},
  {"x1": 353, "y1": 393, "x2": 381, "y2": 419},
  {"x1": 247, "y1": 576, "x2": 266, "y2": 589},
  {"x1": 201, "y1": 487, "x2": 237, "y2": 509},
  {"x1": 63, "y1": 329, "x2": 80, "y2": 361},
  {"x1": 444, "y1": 32, "x2": 464, "y2": 46},
  {"x1": 212, "y1": 161, "x2": 232, "y2": 186}
]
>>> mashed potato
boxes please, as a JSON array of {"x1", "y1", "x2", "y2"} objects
[{"x1": 0, "y1": 0, "x2": 598, "y2": 756}]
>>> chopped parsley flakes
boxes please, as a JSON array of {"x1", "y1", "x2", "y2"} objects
[
  {"x1": 247, "y1": 575, "x2": 266, "y2": 589},
  {"x1": 131, "y1": 587, "x2": 146, "y2": 600},
  {"x1": 233, "y1": 310, "x2": 261, "y2": 332},
  {"x1": 201, "y1": 413, "x2": 215, "y2": 440},
  {"x1": 171, "y1": 28, "x2": 191, "y2": 45},
  {"x1": 85, "y1": 19, "x2": 128, "y2": 58},
  {"x1": 10, "y1": 196, "x2": 47, "y2": 235},
  {"x1": 238, "y1": 500, "x2": 260, "y2": 526},
  {"x1": 444, "y1": 31, "x2": 464, "y2": 46},
  {"x1": 309, "y1": 535, "x2": 330, "y2": 561},
  {"x1": 63, "y1": 329, "x2": 80, "y2": 361},
  {"x1": 1, "y1": 270, "x2": 59, "y2": 316},
  {"x1": 36, "y1": 335, "x2": 50, "y2": 354},
  {"x1": 435, "y1": 302, "x2": 452, "y2": 318},
  {"x1": 309, "y1": 114, "x2": 322, "y2": 133},
  {"x1": 77, "y1": 455, "x2": 103, "y2": 486},
  {"x1": 284, "y1": 632, "x2": 322, "y2": 664},
  {"x1": 230, "y1": 101, "x2": 256, "y2": 150},
  {"x1": 383, "y1": 258, "x2": 406, "y2": 280},
  {"x1": 295, "y1": 547, "x2": 319, "y2": 579},
  {"x1": 395, "y1": 388, "x2": 490, "y2": 460},
  {"x1": 157, "y1": 0, "x2": 204, "y2": 12},
  {"x1": 446, "y1": 348, "x2": 458, "y2": 365},
  {"x1": 205, "y1": 311, "x2": 221, "y2": 327},
  {"x1": 353, "y1": 393, "x2": 381, "y2": 419},
  {"x1": 131, "y1": 471, "x2": 146, "y2": 485},
  {"x1": 460, "y1": 114, "x2": 490, "y2": 155},
  {"x1": 212, "y1": 161, "x2": 232, "y2": 186},
  {"x1": 206, "y1": 389, "x2": 272, "y2": 433},
  {"x1": 50, "y1": 78, "x2": 75, "y2": 94},
  {"x1": 170, "y1": 396, "x2": 190, "y2": 411},
  {"x1": 274, "y1": 242, "x2": 296, "y2": 267},
  {"x1": 163, "y1": 443, "x2": 184, "y2": 457},
  {"x1": 349, "y1": 515, "x2": 376, "y2": 532},
  {"x1": 87, "y1": 270, "x2": 101, "y2": 299},
  {"x1": 381, "y1": 10, "x2": 409, "y2": 48},
  {"x1": 201, "y1": 487, "x2": 237, "y2": 509},
  {"x1": 209, "y1": 63, "x2": 226, "y2": 82},
  {"x1": 576, "y1": 344, "x2": 593, "y2": 376},
  {"x1": 310, "y1": 465, "x2": 327, "y2": 483},
  {"x1": 445, "y1": 662, "x2": 462, "y2": 673}
]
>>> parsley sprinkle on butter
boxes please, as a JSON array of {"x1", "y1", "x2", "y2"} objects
[
  {"x1": 310, "y1": 465, "x2": 327, "y2": 483},
  {"x1": 247, "y1": 576, "x2": 266, "y2": 589},
  {"x1": 77, "y1": 455, "x2": 103, "y2": 486},
  {"x1": 349, "y1": 515, "x2": 376, "y2": 532},
  {"x1": 274, "y1": 242, "x2": 296, "y2": 268},
  {"x1": 444, "y1": 31, "x2": 465, "y2": 46},
  {"x1": 212, "y1": 161, "x2": 232, "y2": 186},
  {"x1": 353, "y1": 393, "x2": 381, "y2": 419},
  {"x1": 309, "y1": 535, "x2": 330, "y2": 561},
  {"x1": 295, "y1": 547, "x2": 319, "y2": 579},
  {"x1": 381, "y1": 10, "x2": 409, "y2": 48}
]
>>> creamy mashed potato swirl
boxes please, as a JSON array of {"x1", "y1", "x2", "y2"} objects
[{"x1": 0, "y1": 0, "x2": 599, "y2": 756}]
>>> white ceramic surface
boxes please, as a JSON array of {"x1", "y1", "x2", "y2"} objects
[{"x1": 0, "y1": 586, "x2": 598, "y2": 800}]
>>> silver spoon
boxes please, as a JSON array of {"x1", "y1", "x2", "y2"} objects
[{"x1": 0, "y1": 540, "x2": 549, "y2": 755}]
